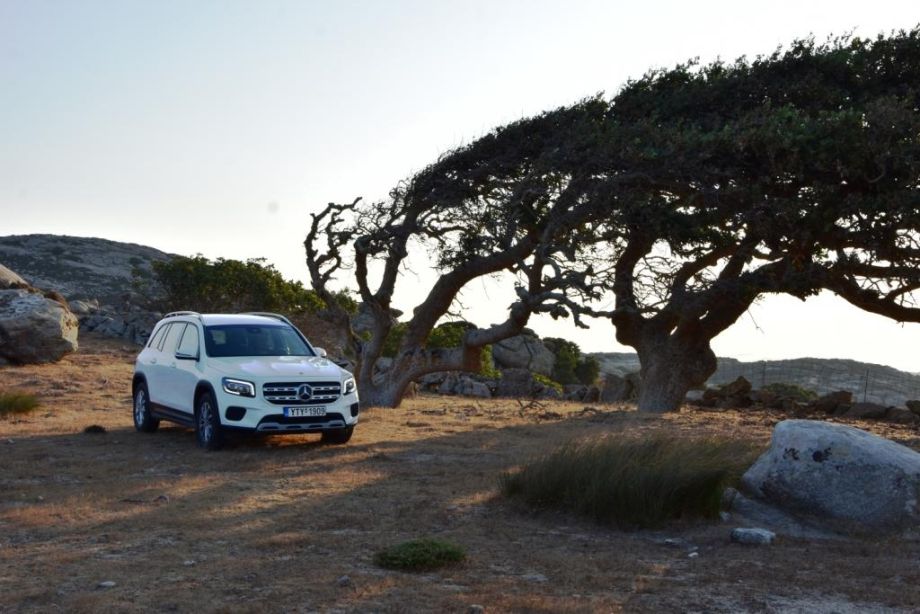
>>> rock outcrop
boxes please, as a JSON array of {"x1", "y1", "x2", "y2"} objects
[
  {"x1": 0, "y1": 234, "x2": 175, "y2": 347},
  {"x1": 741, "y1": 420, "x2": 920, "y2": 535},
  {"x1": 492, "y1": 333, "x2": 555, "y2": 376},
  {"x1": 0, "y1": 288, "x2": 78, "y2": 364}
]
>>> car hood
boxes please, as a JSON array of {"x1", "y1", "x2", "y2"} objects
[{"x1": 208, "y1": 356, "x2": 350, "y2": 379}]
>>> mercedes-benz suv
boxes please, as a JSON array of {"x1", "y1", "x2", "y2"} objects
[{"x1": 132, "y1": 311, "x2": 359, "y2": 449}]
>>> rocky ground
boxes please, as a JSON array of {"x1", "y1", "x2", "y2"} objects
[{"x1": 1, "y1": 335, "x2": 919, "y2": 613}]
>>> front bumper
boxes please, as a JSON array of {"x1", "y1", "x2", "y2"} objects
[{"x1": 215, "y1": 388, "x2": 359, "y2": 433}]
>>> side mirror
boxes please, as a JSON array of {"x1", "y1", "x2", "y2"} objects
[{"x1": 314, "y1": 347, "x2": 327, "y2": 358}]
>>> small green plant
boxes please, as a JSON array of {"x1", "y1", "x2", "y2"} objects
[
  {"x1": 501, "y1": 433, "x2": 759, "y2": 529},
  {"x1": 373, "y1": 538, "x2": 466, "y2": 571},
  {"x1": 0, "y1": 391, "x2": 40, "y2": 417},
  {"x1": 532, "y1": 373, "x2": 563, "y2": 394}
]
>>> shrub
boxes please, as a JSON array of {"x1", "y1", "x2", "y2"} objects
[
  {"x1": 0, "y1": 391, "x2": 40, "y2": 417},
  {"x1": 501, "y1": 434, "x2": 759, "y2": 529},
  {"x1": 533, "y1": 373, "x2": 563, "y2": 394},
  {"x1": 373, "y1": 538, "x2": 466, "y2": 571},
  {"x1": 149, "y1": 255, "x2": 326, "y2": 314},
  {"x1": 760, "y1": 382, "x2": 818, "y2": 402},
  {"x1": 544, "y1": 337, "x2": 600, "y2": 385}
]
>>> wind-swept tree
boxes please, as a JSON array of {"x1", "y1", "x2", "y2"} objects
[
  {"x1": 586, "y1": 30, "x2": 920, "y2": 411},
  {"x1": 305, "y1": 101, "x2": 609, "y2": 407},
  {"x1": 308, "y1": 29, "x2": 920, "y2": 411}
]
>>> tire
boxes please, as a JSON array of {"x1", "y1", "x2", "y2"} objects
[
  {"x1": 133, "y1": 382, "x2": 160, "y2": 433},
  {"x1": 195, "y1": 391, "x2": 224, "y2": 450},
  {"x1": 321, "y1": 425, "x2": 354, "y2": 445}
]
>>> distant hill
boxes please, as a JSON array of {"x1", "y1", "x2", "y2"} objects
[
  {"x1": 590, "y1": 352, "x2": 920, "y2": 407},
  {"x1": 0, "y1": 234, "x2": 174, "y2": 306}
]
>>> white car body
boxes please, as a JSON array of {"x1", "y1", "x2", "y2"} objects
[{"x1": 132, "y1": 312, "x2": 359, "y2": 447}]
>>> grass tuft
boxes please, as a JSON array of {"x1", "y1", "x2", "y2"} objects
[
  {"x1": 373, "y1": 538, "x2": 466, "y2": 572},
  {"x1": 0, "y1": 391, "x2": 40, "y2": 417},
  {"x1": 501, "y1": 433, "x2": 759, "y2": 529}
]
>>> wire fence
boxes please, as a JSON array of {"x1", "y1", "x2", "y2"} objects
[{"x1": 707, "y1": 358, "x2": 920, "y2": 407}]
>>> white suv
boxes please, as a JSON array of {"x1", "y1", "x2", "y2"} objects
[{"x1": 132, "y1": 311, "x2": 359, "y2": 450}]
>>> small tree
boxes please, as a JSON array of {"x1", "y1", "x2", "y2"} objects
[{"x1": 305, "y1": 101, "x2": 608, "y2": 407}]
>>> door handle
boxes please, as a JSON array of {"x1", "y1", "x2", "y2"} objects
[
  {"x1": 169, "y1": 362, "x2": 176, "y2": 368},
  {"x1": 150, "y1": 358, "x2": 158, "y2": 364}
]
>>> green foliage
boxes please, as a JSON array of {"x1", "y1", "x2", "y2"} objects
[
  {"x1": 574, "y1": 356, "x2": 600, "y2": 386},
  {"x1": 532, "y1": 373, "x2": 563, "y2": 394},
  {"x1": 0, "y1": 391, "x2": 40, "y2": 417},
  {"x1": 502, "y1": 434, "x2": 759, "y2": 529},
  {"x1": 381, "y1": 320, "x2": 498, "y2": 378},
  {"x1": 760, "y1": 382, "x2": 818, "y2": 402},
  {"x1": 373, "y1": 538, "x2": 466, "y2": 572},
  {"x1": 151, "y1": 255, "x2": 325, "y2": 314},
  {"x1": 544, "y1": 337, "x2": 600, "y2": 385},
  {"x1": 380, "y1": 321, "x2": 409, "y2": 358}
]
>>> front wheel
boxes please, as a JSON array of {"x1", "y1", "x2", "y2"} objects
[
  {"x1": 133, "y1": 382, "x2": 160, "y2": 433},
  {"x1": 321, "y1": 425, "x2": 354, "y2": 445},
  {"x1": 195, "y1": 391, "x2": 224, "y2": 450}
]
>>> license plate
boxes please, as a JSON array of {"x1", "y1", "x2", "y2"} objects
[{"x1": 284, "y1": 406, "x2": 327, "y2": 417}]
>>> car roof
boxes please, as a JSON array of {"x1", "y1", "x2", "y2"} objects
[{"x1": 198, "y1": 314, "x2": 288, "y2": 327}]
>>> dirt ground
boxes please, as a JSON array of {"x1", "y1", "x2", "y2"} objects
[{"x1": 1, "y1": 334, "x2": 919, "y2": 613}]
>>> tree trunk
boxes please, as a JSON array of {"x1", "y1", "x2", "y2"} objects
[
  {"x1": 635, "y1": 334, "x2": 717, "y2": 413},
  {"x1": 358, "y1": 379, "x2": 408, "y2": 409}
]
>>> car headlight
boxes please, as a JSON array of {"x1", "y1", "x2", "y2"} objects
[
  {"x1": 222, "y1": 377, "x2": 255, "y2": 397},
  {"x1": 343, "y1": 378, "x2": 356, "y2": 395}
]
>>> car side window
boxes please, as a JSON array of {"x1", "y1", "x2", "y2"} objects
[
  {"x1": 160, "y1": 323, "x2": 186, "y2": 354},
  {"x1": 155, "y1": 323, "x2": 173, "y2": 351},
  {"x1": 176, "y1": 324, "x2": 200, "y2": 357},
  {"x1": 148, "y1": 323, "x2": 167, "y2": 348}
]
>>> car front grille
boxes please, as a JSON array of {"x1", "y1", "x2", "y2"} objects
[{"x1": 262, "y1": 381, "x2": 341, "y2": 405}]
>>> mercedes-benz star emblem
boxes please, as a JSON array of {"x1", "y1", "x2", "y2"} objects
[{"x1": 297, "y1": 384, "x2": 313, "y2": 401}]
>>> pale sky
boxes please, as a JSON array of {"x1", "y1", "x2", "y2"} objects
[{"x1": 2, "y1": 1, "x2": 919, "y2": 372}]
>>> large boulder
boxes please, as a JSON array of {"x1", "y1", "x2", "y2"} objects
[
  {"x1": 741, "y1": 420, "x2": 920, "y2": 535},
  {"x1": 0, "y1": 263, "x2": 28, "y2": 289},
  {"x1": 492, "y1": 334, "x2": 555, "y2": 376},
  {"x1": 0, "y1": 289, "x2": 79, "y2": 363}
]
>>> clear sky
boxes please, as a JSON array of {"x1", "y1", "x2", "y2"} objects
[{"x1": 2, "y1": 0, "x2": 919, "y2": 371}]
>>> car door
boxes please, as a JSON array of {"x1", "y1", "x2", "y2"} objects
[
  {"x1": 168, "y1": 323, "x2": 202, "y2": 415},
  {"x1": 144, "y1": 322, "x2": 174, "y2": 407},
  {"x1": 152, "y1": 322, "x2": 186, "y2": 409}
]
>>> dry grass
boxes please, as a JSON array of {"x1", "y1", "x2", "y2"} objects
[
  {"x1": 502, "y1": 434, "x2": 760, "y2": 528},
  {"x1": 0, "y1": 390, "x2": 40, "y2": 416},
  {"x1": 0, "y1": 333, "x2": 918, "y2": 612}
]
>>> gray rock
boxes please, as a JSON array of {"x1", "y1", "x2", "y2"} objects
[
  {"x1": 842, "y1": 401, "x2": 889, "y2": 419},
  {"x1": 812, "y1": 390, "x2": 853, "y2": 413},
  {"x1": 496, "y1": 368, "x2": 535, "y2": 398},
  {"x1": 0, "y1": 263, "x2": 27, "y2": 289},
  {"x1": 601, "y1": 373, "x2": 632, "y2": 402},
  {"x1": 0, "y1": 289, "x2": 79, "y2": 364},
  {"x1": 468, "y1": 606, "x2": 485, "y2": 614},
  {"x1": 97, "y1": 580, "x2": 117, "y2": 589},
  {"x1": 886, "y1": 407, "x2": 920, "y2": 424},
  {"x1": 563, "y1": 384, "x2": 586, "y2": 401},
  {"x1": 458, "y1": 378, "x2": 491, "y2": 399},
  {"x1": 730, "y1": 528, "x2": 775, "y2": 545},
  {"x1": 906, "y1": 400, "x2": 920, "y2": 416},
  {"x1": 438, "y1": 373, "x2": 459, "y2": 395},
  {"x1": 492, "y1": 334, "x2": 555, "y2": 376},
  {"x1": 741, "y1": 419, "x2": 920, "y2": 534}
]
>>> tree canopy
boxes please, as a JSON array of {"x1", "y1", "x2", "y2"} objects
[{"x1": 307, "y1": 28, "x2": 920, "y2": 410}]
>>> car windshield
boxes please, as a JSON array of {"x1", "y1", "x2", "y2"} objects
[{"x1": 203, "y1": 324, "x2": 315, "y2": 357}]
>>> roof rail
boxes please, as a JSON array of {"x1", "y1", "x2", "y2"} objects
[
  {"x1": 242, "y1": 311, "x2": 294, "y2": 326},
  {"x1": 163, "y1": 310, "x2": 202, "y2": 319}
]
